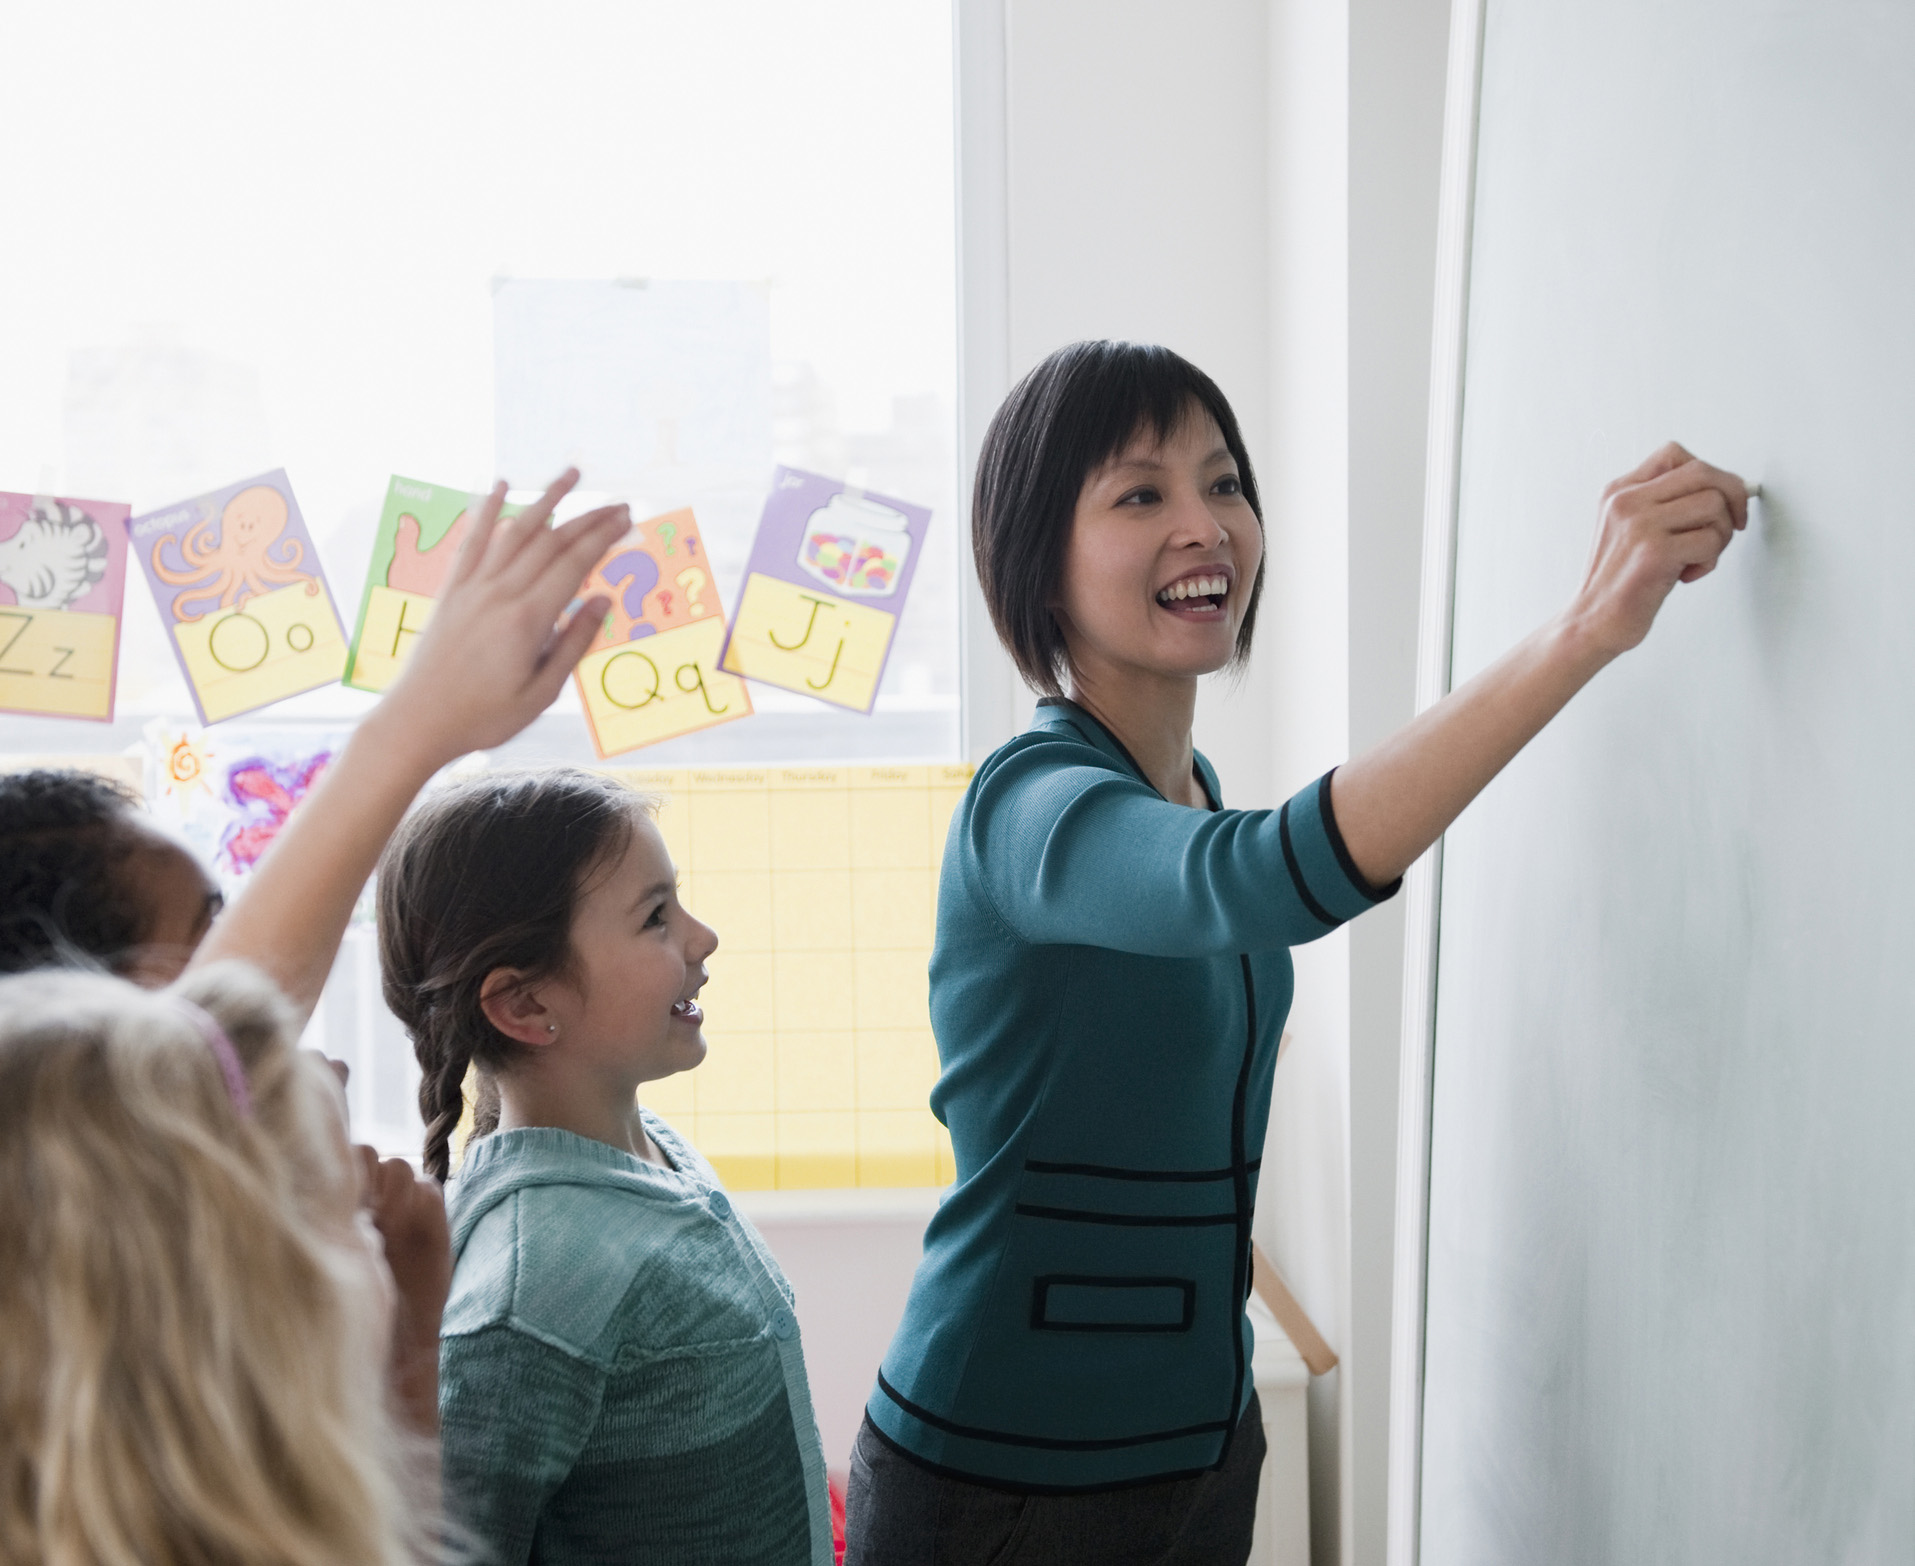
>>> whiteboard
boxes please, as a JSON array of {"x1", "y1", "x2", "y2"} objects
[{"x1": 1408, "y1": 2, "x2": 1915, "y2": 1562}]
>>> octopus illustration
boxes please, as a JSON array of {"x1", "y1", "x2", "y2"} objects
[{"x1": 150, "y1": 484, "x2": 318, "y2": 623}]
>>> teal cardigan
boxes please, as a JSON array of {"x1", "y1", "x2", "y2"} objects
[
  {"x1": 439, "y1": 1121, "x2": 832, "y2": 1565},
  {"x1": 868, "y1": 699, "x2": 1396, "y2": 1490}
]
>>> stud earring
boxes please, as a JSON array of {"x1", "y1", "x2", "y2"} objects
[{"x1": 547, "y1": 1023, "x2": 558, "y2": 1035}]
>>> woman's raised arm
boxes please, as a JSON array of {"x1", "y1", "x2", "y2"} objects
[{"x1": 1330, "y1": 443, "x2": 1753, "y2": 887}]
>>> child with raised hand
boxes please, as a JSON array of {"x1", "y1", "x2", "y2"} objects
[
  {"x1": 376, "y1": 769, "x2": 832, "y2": 1566},
  {"x1": 0, "y1": 960, "x2": 430, "y2": 1566},
  {"x1": 0, "y1": 470, "x2": 631, "y2": 1442}
]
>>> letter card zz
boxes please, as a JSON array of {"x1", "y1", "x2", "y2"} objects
[{"x1": 0, "y1": 492, "x2": 133, "y2": 721}]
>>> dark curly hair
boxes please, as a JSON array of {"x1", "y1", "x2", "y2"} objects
[{"x1": 0, "y1": 769, "x2": 148, "y2": 975}]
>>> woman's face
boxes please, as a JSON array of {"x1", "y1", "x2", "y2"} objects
[{"x1": 1054, "y1": 407, "x2": 1262, "y2": 690}]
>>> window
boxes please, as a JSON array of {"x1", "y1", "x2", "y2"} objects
[{"x1": 3, "y1": 0, "x2": 962, "y2": 1179}]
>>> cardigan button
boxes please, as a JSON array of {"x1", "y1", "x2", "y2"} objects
[
  {"x1": 707, "y1": 1190, "x2": 733, "y2": 1220},
  {"x1": 771, "y1": 1308, "x2": 797, "y2": 1341}
]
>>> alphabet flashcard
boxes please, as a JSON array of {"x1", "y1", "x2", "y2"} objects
[
  {"x1": 0, "y1": 492, "x2": 132, "y2": 722},
  {"x1": 572, "y1": 507, "x2": 753, "y2": 756},
  {"x1": 719, "y1": 467, "x2": 931, "y2": 714},
  {"x1": 345, "y1": 475, "x2": 523, "y2": 693},
  {"x1": 131, "y1": 470, "x2": 348, "y2": 724}
]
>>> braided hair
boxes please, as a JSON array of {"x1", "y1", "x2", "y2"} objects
[
  {"x1": 375, "y1": 770, "x2": 642, "y2": 1182},
  {"x1": 0, "y1": 769, "x2": 147, "y2": 975}
]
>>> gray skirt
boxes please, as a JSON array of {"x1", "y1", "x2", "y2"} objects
[{"x1": 843, "y1": 1394, "x2": 1265, "y2": 1566}]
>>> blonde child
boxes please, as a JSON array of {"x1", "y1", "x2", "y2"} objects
[
  {"x1": 377, "y1": 769, "x2": 833, "y2": 1566},
  {"x1": 0, "y1": 471, "x2": 630, "y2": 1451},
  {"x1": 0, "y1": 960, "x2": 425, "y2": 1565}
]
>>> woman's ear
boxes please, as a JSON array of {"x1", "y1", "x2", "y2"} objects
[{"x1": 479, "y1": 969, "x2": 561, "y2": 1049}]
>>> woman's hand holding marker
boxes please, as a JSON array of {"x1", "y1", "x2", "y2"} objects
[
  {"x1": 1330, "y1": 442, "x2": 1752, "y2": 888},
  {"x1": 190, "y1": 469, "x2": 628, "y2": 1020},
  {"x1": 1568, "y1": 441, "x2": 1752, "y2": 657}
]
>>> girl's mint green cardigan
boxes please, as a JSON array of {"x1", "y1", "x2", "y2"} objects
[{"x1": 439, "y1": 1121, "x2": 832, "y2": 1565}]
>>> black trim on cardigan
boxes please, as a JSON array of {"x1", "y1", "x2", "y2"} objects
[
  {"x1": 1316, "y1": 769, "x2": 1404, "y2": 903},
  {"x1": 1029, "y1": 1275, "x2": 1197, "y2": 1333},
  {"x1": 1013, "y1": 1204, "x2": 1236, "y2": 1228},
  {"x1": 858, "y1": 1413, "x2": 1239, "y2": 1497},
  {"x1": 1277, "y1": 800, "x2": 1338, "y2": 927},
  {"x1": 1024, "y1": 1156, "x2": 1262, "y2": 1183},
  {"x1": 875, "y1": 1371, "x2": 1229, "y2": 1452}
]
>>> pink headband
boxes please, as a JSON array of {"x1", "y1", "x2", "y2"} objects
[{"x1": 170, "y1": 998, "x2": 253, "y2": 1119}]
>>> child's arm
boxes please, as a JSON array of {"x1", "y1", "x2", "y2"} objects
[{"x1": 190, "y1": 471, "x2": 626, "y2": 1018}]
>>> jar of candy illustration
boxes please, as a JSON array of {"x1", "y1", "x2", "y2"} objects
[{"x1": 798, "y1": 491, "x2": 911, "y2": 598}]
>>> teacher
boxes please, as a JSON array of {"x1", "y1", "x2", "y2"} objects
[{"x1": 844, "y1": 340, "x2": 1748, "y2": 1566}]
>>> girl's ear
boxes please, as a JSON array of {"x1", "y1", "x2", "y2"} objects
[{"x1": 479, "y1": 969, "x2": 560, "y2": 1049}]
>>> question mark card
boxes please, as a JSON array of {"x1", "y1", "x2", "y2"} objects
[
  {"x1": 719, "y1": 467, "x2": 931, "y2": 714},
  {"x1": 572, "y1": 507, "x2": 753, "y2": 756},
  {"x1": 344, "y1": 475, "x2": 525, "y2": 693},
  {"x1": 0, "y1": 492, "x2": 133, "y2": 722},
  {"x1": 131, "y1": 470, "x2": 348, "y2": 724}
]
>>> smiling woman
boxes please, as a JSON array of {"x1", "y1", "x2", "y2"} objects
[{"x1": 844, "y1": 339, "x2": 1752, "y2": 1566}]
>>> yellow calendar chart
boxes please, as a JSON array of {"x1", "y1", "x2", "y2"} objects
[
  {"x1": 173, "y1": 580, "x2": 348, "y2": 723},
  {"x1": 608, "y1": 762, "x2": 974, "y2": 1189}
]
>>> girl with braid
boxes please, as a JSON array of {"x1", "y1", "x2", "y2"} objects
[{"x1": 376, "y1": 768, "x2": 832, "y2": 1566}]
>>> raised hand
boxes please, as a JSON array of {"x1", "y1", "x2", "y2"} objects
[
  {"x1": 191, "y1": 469, "x2": 629, "y2": 1020},
  {"x1": 380, "y1": 470, "x2": 627, "y2": 765}
]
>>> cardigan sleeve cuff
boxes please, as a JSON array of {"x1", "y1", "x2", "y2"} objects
[{"x1": 1285, "y1": 770, "x2": 1402, "y2": 923}]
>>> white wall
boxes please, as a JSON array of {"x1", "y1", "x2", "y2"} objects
[{"x1": 954, "y1": 2, "x2": 1448, "y2": 1559}]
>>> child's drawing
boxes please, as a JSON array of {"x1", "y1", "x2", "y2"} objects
[
  {"x1": 145, "y1": 721, "x2": 342, "y2": 893},
  {"x1": 0, "y1": 499, "x2": 110, "y2": 610},
  {"x1": 148, "y1": 481, "x2": 319, "y2": 621},
  {"x1": 217, "y1": 750, "x2": 332, "y2": 875}
]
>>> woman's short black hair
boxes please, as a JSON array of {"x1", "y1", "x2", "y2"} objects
[{"x1": 972, "y1": 339, "x2": 1265, "y2": 696}]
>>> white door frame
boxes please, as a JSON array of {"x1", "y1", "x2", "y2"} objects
[{"x1": 1385, "y1": 2, "x2": 1488, "y2": 1563}]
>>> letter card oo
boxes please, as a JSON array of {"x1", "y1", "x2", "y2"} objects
[
  {"x1": 720, "y1": 466, "x2": 930, "y2": 713},
  {"x1": 572, "y1": 507, "x2": 753, "y2": 756},
  {"x1": 130, "y1": 470, "x2": 348, "y2": 724},
  {"x1": 0, "y1": 492, "x2": 133, "y2": 721}
]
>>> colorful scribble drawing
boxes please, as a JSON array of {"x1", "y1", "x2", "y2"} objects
[
  {"x1": 149, "y1": 484, "x2": 319, "y2": 622},
  {"x1": 217, "y1": 749, "x2": 332, "y2": 876},
  {"x1": 0, "y1": 499, "x2": 110, "y2": 610},
  {"x1": 386, "y1": 509, "x2": 472, "y2": 595}
]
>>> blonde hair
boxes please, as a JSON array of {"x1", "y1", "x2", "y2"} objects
[{"x1": 0, "y1": 962, "x2": 433, "y2": 1566}]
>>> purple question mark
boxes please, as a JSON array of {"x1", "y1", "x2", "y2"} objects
[{"x1": 601, "y1": 550, "x2": 661, "y2": 639}]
